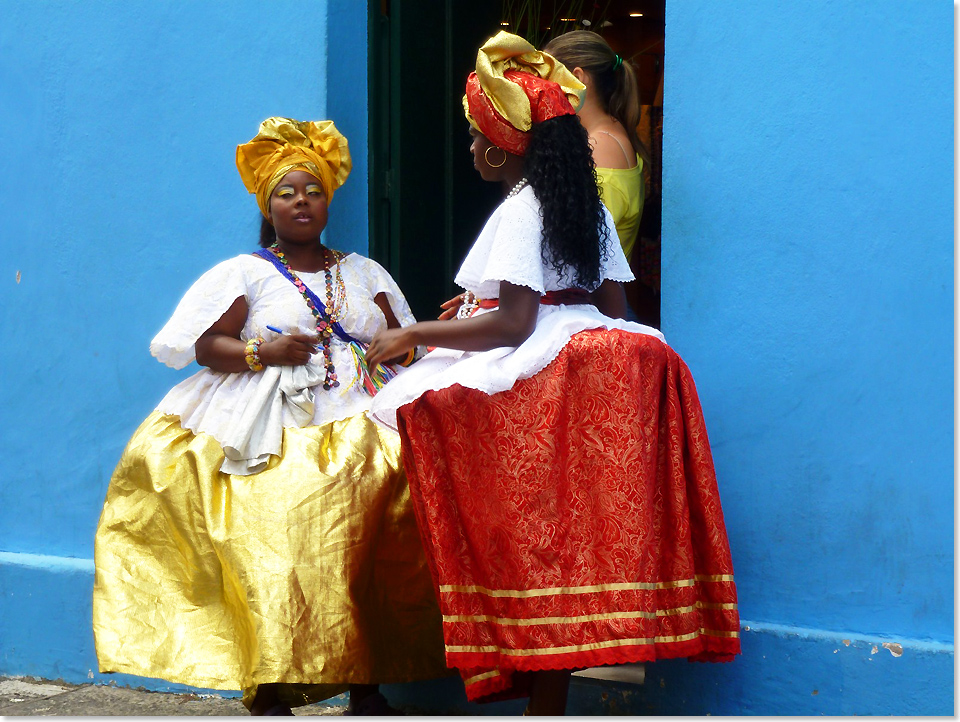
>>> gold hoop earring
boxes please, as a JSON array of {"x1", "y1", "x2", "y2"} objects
[{"x1": 484, "y1": 146, "x2": 507, "y2": 168}]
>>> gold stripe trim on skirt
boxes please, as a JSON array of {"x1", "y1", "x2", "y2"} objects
[
  {"x1": 702, "y1": 629, "x2": 742, "y2": 638},
  {"x1": 445, "y1": 628, "x2": 738, "y2": 657},
  {"x1": 442, "y1": 602, "x2": 738, "y2": 627},
  {"x1": 439, "y1": 575, "x2": 735, "y2": 598},
  {"x1": 462, "y1": 669, "x2": 502, "y2": 686}
]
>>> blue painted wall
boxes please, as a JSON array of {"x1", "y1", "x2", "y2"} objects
[
  {"x1": 0, "y1": 0, "x2": 368, "y2": 558},
  {"x1": 0, "y1": 0, "x2": 365, "y2": 690},
  {"x1": 0, "y1": 0, "x2": 952, "y2": 716},
  {"x1": 659, "y1": 0, "x2": 953, "y2": 713}
]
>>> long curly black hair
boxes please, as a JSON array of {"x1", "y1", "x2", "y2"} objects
[{"x1": 524, "y1": 114, "x2": 609, "y2": 289}]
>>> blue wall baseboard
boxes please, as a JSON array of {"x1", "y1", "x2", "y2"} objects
[
  {"x1": 0, "y1": 554, "x2": 952, "y2": 715},
  {"x1": 630, "y1": 622, "x2": 953, "y2": 716}
]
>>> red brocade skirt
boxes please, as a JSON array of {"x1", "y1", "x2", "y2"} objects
[{"x1": 396, "y1": 329, "x2": 740, "y2": 703}]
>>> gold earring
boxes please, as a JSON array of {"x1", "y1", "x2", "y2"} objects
[{"x1": 484, "y1": 146, "x2": 507, "y2": 168}]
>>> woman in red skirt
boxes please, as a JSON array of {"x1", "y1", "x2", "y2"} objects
[{"x1": 366, "y1": 31, "x2": 740, "y2": 715}]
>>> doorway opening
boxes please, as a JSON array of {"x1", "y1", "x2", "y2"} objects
[{"x1": 369, "y1": 0, "x2": 664, "y2": 327}]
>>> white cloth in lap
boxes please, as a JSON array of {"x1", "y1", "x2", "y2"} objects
[
  {"x1": 150, "y1": 252, "x2": 417, "y2": 474},
  {"x1": 369, "y1": 186, "x2": 665, "y2": 431}
]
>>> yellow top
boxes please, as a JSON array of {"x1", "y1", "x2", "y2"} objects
[{"x1": 596, "y1": 154, "x2": 644, "y2": 261}]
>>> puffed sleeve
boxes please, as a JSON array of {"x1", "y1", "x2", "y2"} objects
[
  {"x1": 149, "y1": 256, "x2": 249, "y2": 369},
  {"x1": 599, "y1": 204, "x2": 635, "y2": 283},
  {"x1": 360, "y1": 256, "x2": 418, "y2": 326},
  {"x1": 456, "y1": 193, "x2": 546, "y2": 295}
]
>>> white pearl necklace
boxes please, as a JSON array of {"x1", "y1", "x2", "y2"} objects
[{"x1": 505, "y1": 177, "x2": 528, "y2": 199}]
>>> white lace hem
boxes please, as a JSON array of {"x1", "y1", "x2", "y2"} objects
[{"x1": 368, "y1": 305, "x2": 665, "y2": 431}]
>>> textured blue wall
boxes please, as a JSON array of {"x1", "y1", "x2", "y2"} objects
[
  {"x1": 0, "y1": 0, "x2": 362, "y2": 689},
  {"x1": 326, "y1": 0, "x2": 370, "y2": 254},
  {"x1": 0, "y1": 0, "x2": 374, "y2": 560},
  {"x1": 0, "y1": 0, "x2": 952, "y2": 715},
  {"x1": 659, "y1": 0, "x2": 952, "y2": 713}
]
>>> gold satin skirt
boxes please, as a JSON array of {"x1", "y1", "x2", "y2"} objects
[{"x1": 93, "y1": 411, "x2": 449, "y2": 708}]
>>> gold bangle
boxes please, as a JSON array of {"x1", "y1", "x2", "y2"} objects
[
  {"x1": 244, "y1": 337, "x2": 264, "y2": 372},
  {"x1": 397, "y1": 347, "x2": 417, "y2": 367}
]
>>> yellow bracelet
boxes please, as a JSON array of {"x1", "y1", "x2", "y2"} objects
[
  {"x1": 244, "y1": 337, "x2": 265, "y2": 371},
  {"x1": 397, "y1": 347, "x2": 417, "y2": 367}
]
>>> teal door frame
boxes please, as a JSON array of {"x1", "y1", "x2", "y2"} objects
[{"x1": 368, "y1": 0, "x2": 502, "y2": 321}]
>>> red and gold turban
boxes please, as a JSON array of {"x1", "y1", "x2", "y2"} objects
[
  {"x1": 463, "y1": 31, "x2": 585, "y2": 156},
  {"x1": 236, "y1": 117, "x2": 351, "y2": 219}
]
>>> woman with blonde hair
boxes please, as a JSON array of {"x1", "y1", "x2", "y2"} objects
[{"x1": 93, "y1": 118, "x2": 448, "y2": 716}]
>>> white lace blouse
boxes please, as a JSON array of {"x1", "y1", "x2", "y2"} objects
[
  {"x1": 369, "y1": 186, "x2": 665, "y2": 430},
  {"x1": 150, "y1": 252, "x2": 417, "y2": 475},
  {"x1": 455, "y1": 185, "x2": 633, "y2": 296}
]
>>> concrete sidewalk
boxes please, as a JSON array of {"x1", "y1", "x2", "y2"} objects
[{"x1": 0, "y1": 677, "x2": 343, "y2": 716}]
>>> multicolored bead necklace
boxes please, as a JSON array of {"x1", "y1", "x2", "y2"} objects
[{"x1": 269, "y1": 242, "x2": 348, "y2": 390}]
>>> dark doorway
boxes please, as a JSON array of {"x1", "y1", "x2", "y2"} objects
[
  {"x1": 368, "y1": 1, "x2": 503, "y2": 322},
  {"x1": 369, "y1": 0, "x2": 664, "y2": 326}
]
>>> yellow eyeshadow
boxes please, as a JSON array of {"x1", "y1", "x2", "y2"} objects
[{"x1": 274, "y1": 184, "x2": 322, "y2": 197}]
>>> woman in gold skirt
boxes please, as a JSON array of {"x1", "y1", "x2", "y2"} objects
[{"x1": 93, "y1": 118, "x2": 448, "y2": 715}]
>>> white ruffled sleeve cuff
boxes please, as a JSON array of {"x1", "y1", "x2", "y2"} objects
[
  {"x1": 150, "y1": 256, "x2": 249, "y2": 369},
  {"x1": 364, "y1": 257, "x2": 419, "y2": 326},
  {"x1": 600, "y1": 205, "x2": 636, "y2": 283}
]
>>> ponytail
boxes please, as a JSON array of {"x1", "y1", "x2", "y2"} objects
[
  {"x1": 544, "y1": 30, "x2": 651, "y2": 167},
  {"x1": 610, "y1": 60, "x2": 647, "y2": 165}
]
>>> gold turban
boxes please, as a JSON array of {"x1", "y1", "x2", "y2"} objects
[
  {"x1": 463, "y1": 31, "x2": 584, "y2": 140},
  {"x1": 236, "y1": 117, "x2": 352, "y2": 219}
]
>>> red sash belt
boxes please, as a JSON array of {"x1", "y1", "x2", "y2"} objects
[
  {"x1": 476, "y1": 288, "x2": 591, "y2": 310},
  {"x1": 541, "y1": 288, "x2": 592, "y2": 305},
  {"x1": 430, "y1": 289, "x2": 595, "y2": 351}
]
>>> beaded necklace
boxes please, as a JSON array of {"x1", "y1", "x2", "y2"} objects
[
  {"x1": 269, "y1": 242, "x2": 347, "y2": 390},
  {"x1": 505, "y1": 177, "x2": 528, "y2": 199}
]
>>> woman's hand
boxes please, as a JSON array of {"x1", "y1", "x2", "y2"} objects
[
  {"x1": 366, "y1": 282, "x2": 538, "y2": 368},
  {"x1": 194, "y1": 296, "x2": 322, "y2": 371},
  {"x1": 366, "y1": 327, "x2": 416, "y2": 369},
  {"x1": 438, "y1": 293, "x2": 465, "y2": 320},
  {"x1": 259, "y1": 334, "x2": 320, "y2": 367}
]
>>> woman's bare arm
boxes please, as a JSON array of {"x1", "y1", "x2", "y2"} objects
[
  {"x1": 195, "y1": 296, "x2": 319, "y2": 372},
  {"x1": 373, "y1": 292, "x2": 402, "y2": 329},
  {"x1": 590, "y1": 279, "x2": 628, "y2": 320},
  {"x1": 365, "y1": 282, "x2": 540, "y2": 368}
]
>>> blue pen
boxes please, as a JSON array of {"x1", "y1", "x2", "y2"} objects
[{"x1": 268, "y1": 325, "x2": 320, "y2": 351}]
